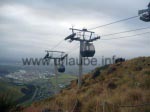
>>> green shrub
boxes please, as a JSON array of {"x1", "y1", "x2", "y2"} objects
[{"x1": 0, "y1": 92, "x2": 16, "y2": 112}]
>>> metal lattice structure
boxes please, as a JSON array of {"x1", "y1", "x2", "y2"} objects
[
  {"x1": 65, "y1": 28, "x2": 100, "y2": 88},
  {"x1": 44, "y1": 50, "x2": 68, "y2": 94}
]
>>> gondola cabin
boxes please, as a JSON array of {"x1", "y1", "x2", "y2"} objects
[
  {"x1": 139, "y1": 3, "x2": 150, "y2": 22},
  {"x1": 58, "y1": 64, "x2": 65, "y2": 73},
  {"x1": 139, "y1": 11, "x2": 150, "y2": 22},
  {"x1": 80, "y1": 42, "x2": 95, "y2": 57}
]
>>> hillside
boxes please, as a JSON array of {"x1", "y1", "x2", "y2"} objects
[
  {"x1": 23, "y1": 57, "x2": 150, "y2": 112},
  {"x1": 0, "y1": 79, "x2": 25, "y2": 101}
]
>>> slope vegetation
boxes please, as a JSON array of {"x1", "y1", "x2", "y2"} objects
[{"x1": 24, "y1": 57, "x2": 150, "y2": 112}]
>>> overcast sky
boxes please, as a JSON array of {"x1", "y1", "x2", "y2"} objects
[{"x1": 0, "y1": 0, "x2": 150, "y2": 63}]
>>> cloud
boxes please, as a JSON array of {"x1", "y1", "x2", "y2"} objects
[{"x1": 0, "y1": 0, "x2": 149, "y2": 63}]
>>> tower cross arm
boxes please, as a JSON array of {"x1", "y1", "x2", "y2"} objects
[{"x1": 87, "y1": 36, "x2": 100, "y2": 42}]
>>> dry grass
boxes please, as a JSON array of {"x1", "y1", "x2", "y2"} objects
[{"x1": 24, "y1": 57, "x2": 150, "y2": 112}]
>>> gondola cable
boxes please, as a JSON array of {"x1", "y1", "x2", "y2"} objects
[
  {"x1": 89, "y1": 15, "x2": 139, "y2": 30},
  {"x1": 101, "y1": 31, "x2": 150, "y2": 40}
]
